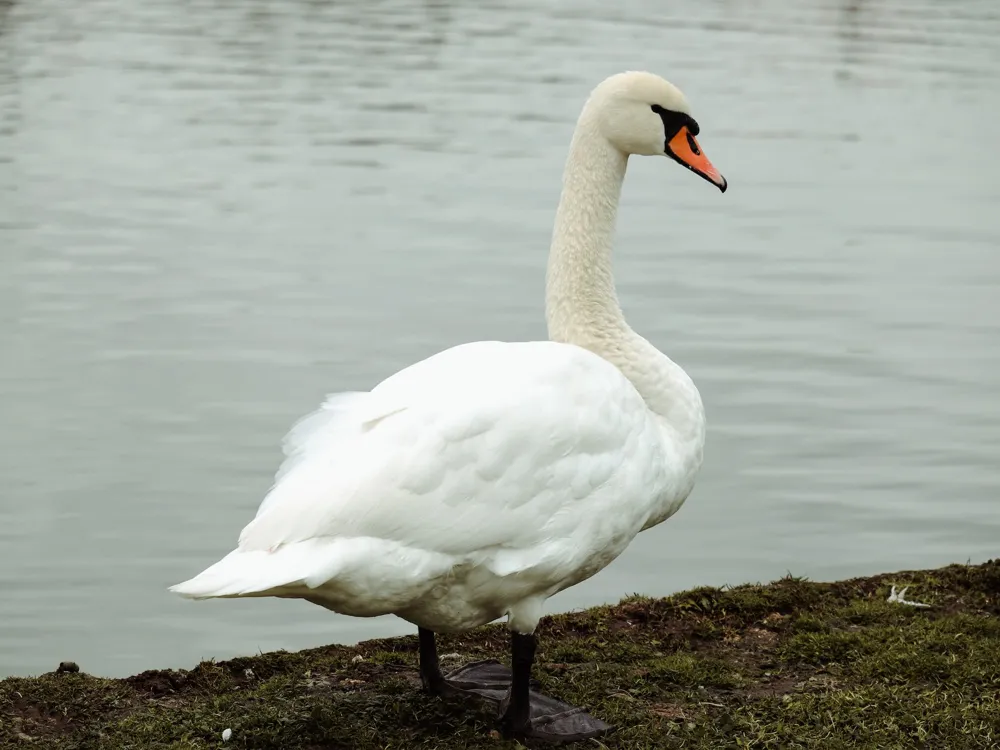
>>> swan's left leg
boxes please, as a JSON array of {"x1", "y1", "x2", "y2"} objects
[
  {"x1": 498, "y1": 631, "x2": 613, "y2": 742},
  {"x1": 418, "y1": 624, "x2": 611, "y2": 741}
]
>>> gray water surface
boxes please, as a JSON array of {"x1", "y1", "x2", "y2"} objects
[{"x1": 1, "y1": 0, "x2": 998, "y2": 678}]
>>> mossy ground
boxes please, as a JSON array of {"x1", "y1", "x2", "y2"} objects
[{"x1": 3, "y1": 561, "x2": 999, "y2": 749}]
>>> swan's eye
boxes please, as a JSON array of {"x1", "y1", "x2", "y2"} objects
[
  {"x1": 651, "y1": 104, "x2": 681, "y2": 137},
  {"x1": 650, "y1": 104, "x2": 700, "y2": 140}
]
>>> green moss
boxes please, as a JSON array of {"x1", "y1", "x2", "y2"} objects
[
  {"x1": 4, "y1": 560, "x2": 1000, "y2": 748},
  {"x1": 645, "y1": 653, "x2": 744, "y2": 689}
]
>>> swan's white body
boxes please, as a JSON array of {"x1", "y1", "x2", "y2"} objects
[{"x1": 171, "y1": 71, "x2": 717, "y2": 637}]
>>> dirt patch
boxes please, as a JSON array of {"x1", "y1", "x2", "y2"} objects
[{"x1": 126, "y1": 668, "x2": 190, "y2": 698}]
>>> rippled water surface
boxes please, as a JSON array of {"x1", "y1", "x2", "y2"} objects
[{"x1": 1, "y1": 0, "x2": 998, "y2": 677}]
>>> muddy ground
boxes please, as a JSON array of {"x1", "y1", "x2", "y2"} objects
[{"x1": 3, "y1": 561, "x2": 998, "y2": 749}]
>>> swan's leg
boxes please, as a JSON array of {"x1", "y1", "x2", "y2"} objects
[
  {"x1": 498, "y1": 632, "x2": 534, "y2": 734},
  {"x1": 418, "y1": 627, "x2": 447, "y2": 693},
  {"x1": 499, "y1": 632, "x2": 614, "y2": 743},
  {"x1": 418, "y1": 627, "x2": 512, "y2": 699},
  {"x1": 419, "y1": 627, "x2": 612, "y2": 741}
]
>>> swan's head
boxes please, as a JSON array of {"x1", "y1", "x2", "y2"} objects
[{"x1": 588, "y1": 71, "x2": 727, "y2": 192}]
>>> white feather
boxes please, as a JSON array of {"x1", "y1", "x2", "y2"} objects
[
  {"x1": 170, "y1": 71, "x2": 717, "y2": 636},
  {"x1": 263, "y1": 391, "x2": 368, "y2": 512},
  {"x1": 172, "y1": 341, "x2": 690, "y2": 629}
]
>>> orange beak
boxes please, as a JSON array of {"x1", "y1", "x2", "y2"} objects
[{"x1": 667, "y1": 127, "x2": 727, "y2": 192}]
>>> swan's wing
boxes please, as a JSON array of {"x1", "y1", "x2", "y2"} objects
[
  {"x1": 238, "y1": 340, "x2": 663, "y2": 559},
  {"x1": 260, "y1": 391, "x2": 368, "y2": 516}
]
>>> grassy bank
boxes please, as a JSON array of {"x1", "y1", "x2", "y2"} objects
[{"x1": 3, "y1": 561, "x2": 998, "y2": 749}]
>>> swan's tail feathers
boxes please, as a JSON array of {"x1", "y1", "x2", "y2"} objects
[{"x1": 168, "y1": 543, "x2": 333, "y2": 600}]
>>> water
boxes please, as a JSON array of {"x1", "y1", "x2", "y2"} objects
[{"x1": 1, "y1": 0, "x2": 997, "y2": 679}]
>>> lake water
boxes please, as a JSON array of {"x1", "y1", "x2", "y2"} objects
[{"x1": 1, "y1": 0, "x2": 998, "y2": 679}]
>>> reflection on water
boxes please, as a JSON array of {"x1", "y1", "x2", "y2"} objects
[{"x1": 1, "y1": 0, "x2": 998, "y2": 678}]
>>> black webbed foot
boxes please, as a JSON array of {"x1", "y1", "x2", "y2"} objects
[
  {"x1": 419, "y1": 627, "x2": 614, "y2": 744},
  {"x1": 501, "y1": 688, "x2": 614, "y2": 743}
]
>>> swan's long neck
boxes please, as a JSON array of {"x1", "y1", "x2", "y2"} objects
[{"x1": 545, "y1": 107, "x2": 705, "y2": 450}]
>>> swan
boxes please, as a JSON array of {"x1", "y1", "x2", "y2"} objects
[{"x1": 170, "y1": 70, "x2": 727, "y2": 742}]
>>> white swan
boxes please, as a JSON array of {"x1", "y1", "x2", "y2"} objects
[{"x1": 170, "y1": 70, "x2": 726, "y2": 742}]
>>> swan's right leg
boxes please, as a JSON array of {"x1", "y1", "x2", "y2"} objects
[
  {"x1": 418, "y1": 627, "x2": 447, "y2": 693},
  {"x1": 418, "y1": 627, "x2": 512, "y2": 698}
]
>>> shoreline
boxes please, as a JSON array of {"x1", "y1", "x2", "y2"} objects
[{"x1": 3, "y1": 560, "x2": 998, "y2": 748}]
